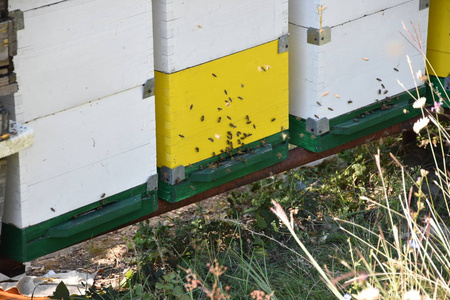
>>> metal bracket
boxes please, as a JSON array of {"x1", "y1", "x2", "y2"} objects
[
  {"x1": 143, "y1": 78, "x2": 155, "y2": 99},
  {"x1": 419, "y1": 0, "x2": 429, "y2": 10},
  {"x1": 160, "y1": 165, "x2": 185, "y2": 185},
  {"x1": 307, "y1": 27, "x2": 331, "y2": 46},
  {"x1": 444, "y1": 76, "x2": 450, "y2": 91},
  {"x1": 278, "y1": 34, "x2": 289, "y2": 54},
  {"x1": 9, "y1": 10, "x2": 24, "y2": 30},
  {"x1": 146, "y1": 174, "x2": 158, "y2": 192},
  {"x1": 306, "y1": 117, "x2": 330, "y2": 135}
]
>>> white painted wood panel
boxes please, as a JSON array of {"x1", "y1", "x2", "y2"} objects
[
  {"x1": 153, "y1": 0, "x2": 288, "y2": 73},
  {"x1": 3, "y1": 87, "x2": 157, "y2": 228},
  {"x1": 289, "y1": 0, "x2": 428, "y2": 119},
  {"x1": 9, "y1": 0, "x2": 63, "y2": 12},
  {"x1": 12, "y1": 0, "x2": 153, "y2": 122},
  {"x1": 289, "y1": 0, "x2": 414, "y2": 27}
]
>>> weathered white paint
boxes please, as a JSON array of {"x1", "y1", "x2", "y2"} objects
[
  {"x1": 0, "y1": 121, "x2": 33, "y2": 159},
  {"x1": 3, "y1": 87, "x2": 157, "y2": 228},
  {"x1": 12, "y1": 0, "x2": 153, "y2": 122},
  {"x1": 153, "y1": 0, "x2": 288, "y2": 73},
  {"x1": 289, "y1": 0, "x2": 428, "y2": 119},
  {"x1": 289, "y1": 0, "x2": 412, "y2": 27}
]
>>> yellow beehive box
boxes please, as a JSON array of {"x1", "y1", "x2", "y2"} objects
[{"x1": 153, "y1": 0, "x2": 289, "y2": 202}]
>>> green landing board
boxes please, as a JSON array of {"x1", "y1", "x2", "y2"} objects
[
  {"x1": 289, "y1": 86, "x2": 428, "y2": 152},
  {"x1": 158, "y1": 132, "x2": 289, "y2": 203},
  {"x1": 1, "y1": 185, "x2": 158, "y2": 262}
]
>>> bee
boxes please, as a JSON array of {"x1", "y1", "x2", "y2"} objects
[
  {"x1": 261, "y1": 140, "x2": 266, "y2": 146},
  {"x1": 245, "y1": 115, "x2": 250, "y2": 121},
  {"x1": 199, "y1": 165, "x2": 204, "y2": 170},
  {"x1": 225, "y1": 101, "x2": 230, "y2": 106},
  {"x1": 362, "y1": 57, "x2": 369, "y2": 61},
  {"x1": 376, "y1": 78, "x2": 382, "y2": 81},
  {"x1": 218, "y1": 107, "x2": 222, "y2": 111},
  {"x1": 393, "y1": 68, "x2": 399, "y2": 72},
  {"x1": 190, "y1": 104, "x2": 193, "y2": 110},
  {"x1": 212, "y1": 152, "x2": 216, "y2": 156},
  {"x1": 260, "y1": 66, "x2": 266, "y2": 72},
  {"x1": 224, "y1": 89, "x2": 228, "y2": 95},
  {"x1": 101, "y1": 193, "x2": 106, "y2": 198},
  {"x1": 348, "y1": 100, "x2": 353, "y2": 104},
  {"x1": 384, "y1": 90, "x2": 388, "y2": 94},
  {"x1": 328, "y1": 107, "x2": 334, "y2": 111},
  {"x1": 228, "y1": 97, "x2": 233, "y2": 102},
  {"x1": 51, "y1": 207, "x2": 55, "y2": 212},
  {"x1": 314, "y1": 114, "x2": 319, "y2": 119},
  {"x1": 175, "y1": 178, "x2": 181, "y2": 184},
  {"x1": 227, "y1": 116, "x2": 232, "y2": 120},
  {"x1": 208, "y1": 137, "x2": 214, "y2": 142},
  {"x1": 241, "y1": 83, "x2": 244, "y2": 88},
  {"x1": 218, "y1": 117, "x2": 222, "y2": 123},
  {"x1": 179, "y1": 134, "x2": 185, "y2": 138},
  {"x1": 381, "y1": 83, "x2": 385, "y2": 89},
  {"x1": 353, "y1": 118, "x2": 359, "y2": 122},
  {"x1": 277, "y1": 152, "x2": 283, "y2": 159},
  {"x1": 246, "y1": 121, "x2": 252, "y2": 124},
  {"x1": 321, "y1": 91, "x2": 329, "y2": 97},
  {"x1": 238, "y1": 96, "x2": 243, "y2": 100},
  {"x1": 227, "y1": 132, "x2": 232, "y2": 139},
  {"x1": 195, "y1": 147, "x2": 199, "y2": 152},
  {"x1": 316, "y1": 101, "x2": 322, "y2": 106},
  {"x1": 190, "y1": 185, "x2": 195, "y2": 190},
  {"x1": 247, "y1": 133, "x2": 253, "y2": 137},
  {"x1": 378, "y1": 89, "x2": 382, "y2": 94},
  {"x1": 212, "y1": 73, "x2": 217, "y2": 77},
  {"x1": 236, "y1": 131, "x2": 241, "y2": 137},
  {"x1": 253, "y1": 124, "x2": 256, "y2": 129},
  {"x1": 226, "y1": 168, "x2": 231, "y2": 173},
  {"x1": 237, "y1": 139, "x2": 241, "y2": 144},
  {"x1": 271, "y1": 118, "x2": 276, "y2": 122},
  {"x1": 311, "y1": 135, "x2": 316, "y2": 139},
  {"x1": 200, "y1": 115, "x2": 205, "y2": 122},
  {"x1": 230, "y1": 123, "x2": 237, "y2": 128},
  {"x1": 243, "y1": 159, "x2": 248, "y2": 163}
]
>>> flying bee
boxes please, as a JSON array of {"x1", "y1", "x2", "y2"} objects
[
  {"x1": 179, "y1": 134, "x2": 185, "y2": 138},
  {"x1": 212, "y1": 73, "x2": 217, "y2": 77},
  {"x1": 218, "y1": 117, "x2": 221, "y2": 123},
  {"x1": 200, "y1": 115, "x2": 205, "y2": 122},
  {"x1": 271, "y1": 118, "x2": 276, "y2": 122},
  {"x1": 224, "y1": 89, "x2": 228, "y2": 95},
  {"x1": 195, "y1": 147, "x2": 199, "y2": 152},
  {"x1": 208, "y1": 137, "x2": 214, "y2": 142}
]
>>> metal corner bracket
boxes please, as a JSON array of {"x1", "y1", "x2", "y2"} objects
[
  {"x1": 278, "y1": 34, "x2": 289, "y2": 54},
  {"x1": 419, "y1": 0, "x2": 429, "y2": 10},
  {"x1": 307, "y1": 27, "x2": 331, "y2": 46},
  {"x1": 146, "y1": 174, "x2": 159, "y2": 192},
  {"x1": 160, "y1": 165, "x2": 185, "y2": 185},
  {"x1": 143, "y1": 78, "x2": 155, "y2": 99},
  {"x1": 306, "y1": 117, "x2": 330, "y2": 135},
  {"x1": 9, "y1": 10, "x2": 24, "y2": 30}
]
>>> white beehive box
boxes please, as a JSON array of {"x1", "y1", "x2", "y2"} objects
[
  {"x1": 1, "y1": 0, "x2": 157, "y2": 261},
  {"x1": 289, "y1": 0, "x2": 429, "y2": 124}
]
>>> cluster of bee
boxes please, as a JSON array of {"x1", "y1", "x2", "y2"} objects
[
  {"x1": 178, "y1": 72, "x2": 281, "y2": 171},
  {"x1": 376, "y1": 77, "x2": 389, "y2": 96}
]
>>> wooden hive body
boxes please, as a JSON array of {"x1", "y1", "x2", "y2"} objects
[
  {"x1": 0, "y1": 0, "x2": 158, "y2": 262},
  {"x1": 153, "y1": 0, "x2": 290, "y2": 202},
  {"x1": 288, "y1": 0, "x2": 430, "y2": 151}
]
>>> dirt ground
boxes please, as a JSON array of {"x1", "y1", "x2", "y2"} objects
[{"x1": 26, "y1": 193, "x2": 232, "y2": 289}]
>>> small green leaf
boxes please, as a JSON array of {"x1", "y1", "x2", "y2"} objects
[{"x1": 51, "y1": 281, "x2": 70, "y2": 300}]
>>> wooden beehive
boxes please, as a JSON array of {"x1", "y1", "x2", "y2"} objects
[
  {"x1": 0, "y1": 0, "x2": 158, "y2": 262},
  {"x1": 153, "y1": 0, "x2": 290, "y2": 202},
  {"x1": 288, "y1": 0, "x2": 430, "y2": 152},
  {"x1": 427, "y1": 0, "x2": 450, "y2": 93}
]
